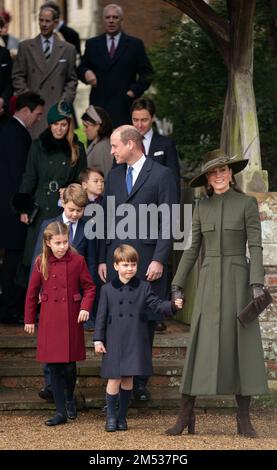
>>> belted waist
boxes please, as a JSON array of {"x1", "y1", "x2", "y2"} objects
[
  {"x1": 205, "y1": 250, "x2": 245, "y2": 256},
  {"x1": 37, "y1": 181, "x2": 60, "y2": 192}
]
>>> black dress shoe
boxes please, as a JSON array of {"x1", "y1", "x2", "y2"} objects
[
  {"x1": 105, "y1": 418, "x2": 117, "y2": 432},
  {"x1": 117, "y1": 419, "x2": 128, "y2": 431},
  {"x1": 38, "y1": 388, "x2": 54, "y2": 403},
  {"x1": 45, "y1": 413, "x2": 67, "y2": 426},
  {"x1": 66, "y1": 400, "x2": 77, "y2": 419},
  {"x1": 155, "y1": 321, "x2": 167, "y2": 332},
  {"x1": 133, "y1": 388, "x2": 150, "y2": 401}
]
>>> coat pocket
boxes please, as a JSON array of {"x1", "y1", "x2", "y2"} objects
[{"x1": 73, "y1": 293, "x2": 82, "y2": 301}]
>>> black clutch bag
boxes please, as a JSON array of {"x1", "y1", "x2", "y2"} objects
[{"x1": 238, "y1": 288, "x2": 273, "y2": 328}]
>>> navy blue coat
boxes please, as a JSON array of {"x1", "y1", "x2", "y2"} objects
[
  {"x1": 148, "y1": 132, "x2": 181, "y2": 201},
  {"x1": 98, "y1": 158, "x2": 178, "y2": 320},
  {"x1": 94, "y1": 276, "x2": 173, "y2": 378},
  {"x1": 78, "y1": 32, "x2": 153, "y2": 127},
  {"x1": 0, "y1": 118, "x2": 31, "y2": 248},
  {"x1": 31, "y1": 214, "x2": 97, "y2": 282}
]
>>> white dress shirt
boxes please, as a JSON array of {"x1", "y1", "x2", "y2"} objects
[
  {"x1": 106, "y1": 32, "x2": 121, "y2": 52},
  {"x1": 40, "y1": 34, "x2": 54, "y2": 54},
  {"x1": 62, "y1": 213, "x2": 78, "y2": 240},
  {"x1": 142, "y1": 128, "x2": 153, "y2": 155},
  {"x1": 127, "y1": 155, "x2": 146, "y2": 186}
]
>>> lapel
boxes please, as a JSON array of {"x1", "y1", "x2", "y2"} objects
[
  {"x1": 126, "y1": 158, "x2": 153, "y2": 201},
  {"x1": 28, "y1": 35, "x2": 47, "y2": 74},
  {"x1": 110, "y1": 32, "x2": 128, "y2": 66},
  {"x1": 98, "y1": 34, "x2": 111, "y2": 67},
  {"x1": 73, "y1": 218, "x2": 85, "y2": 247},
  {"x1": 43, "y1": 34, "x2": 65, "y2": 81},
  {"x1": 148, "y1": 132, "x2": 157, "y2": 157}
]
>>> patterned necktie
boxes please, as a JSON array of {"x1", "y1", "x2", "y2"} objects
[
  {"x1": 126, "y1": 166, "x2": 133, "y2": 195},
  {"x1": 44, "y1": 39, "x2": 51, "y2": 61},
  {"x1": 109, "y1": 36, "x2": 116, "y2": 59},
  {"x1": 68, "y1": 222, "x2": 74, "y2": 244}
]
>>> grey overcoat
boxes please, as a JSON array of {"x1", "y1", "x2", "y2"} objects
[{"x1": 173, "y1": 188, "x2": 268, "y2": 396}]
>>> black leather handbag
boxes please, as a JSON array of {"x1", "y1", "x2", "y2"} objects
[{"x1": 238, "y1": 288, "x2": 273, "y2": 328}]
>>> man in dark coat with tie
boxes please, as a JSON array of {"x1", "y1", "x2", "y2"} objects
[
  {"x1": 78, "y1": 3, "x2": 153, "y2": 128},
  {"x1": 98, "y1": 125, "x2": 178, "y2": 401},
  {"x1": 0, "y1": 92, "x2": 44, "y2": 323}
]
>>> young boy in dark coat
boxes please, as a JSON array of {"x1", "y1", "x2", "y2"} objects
[{"x1": 94, "y1": 244, "x2": 183, "y2": 432}]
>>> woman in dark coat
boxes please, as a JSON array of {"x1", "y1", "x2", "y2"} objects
[
  {"x1": 18, "y1": 101, "x2": 87, "y2": 283},
  {"x1": 166, "y1": 149, "x2": 268, "y2": 438}
]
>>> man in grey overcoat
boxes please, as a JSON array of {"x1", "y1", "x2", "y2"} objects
[{"x1": 12, "y1": 3, "x2": 77, "y2": 139}]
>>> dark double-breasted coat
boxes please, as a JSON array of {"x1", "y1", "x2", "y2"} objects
[
  {"x1": 94, "y1": 276, "x2": 173, "y2": 378},
  {"x1": 98, "y1": 158, "x2": 178, "y2": 320},
  {"x1": 78, "y1": 32, "x2": 153, "y2": 127},
  {"x1": 173, "y1": 188, "x2": 268, "y2": 396},
  {"x1": 25, "y1": 250, "x2": 96, "y2": 363},
  {"x1": 148, "y1": 132, "x2": 181, "y2": 201}
]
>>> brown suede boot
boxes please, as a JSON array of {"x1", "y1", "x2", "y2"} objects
[
  {"x1": 235, "y1": 395, "x2": 257, "y2": 438},
  {"x1": 166, "y1": 394, "x2": 196, "y2": 435}
]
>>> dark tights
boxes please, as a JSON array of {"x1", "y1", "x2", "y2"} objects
[{"x1": 48, "y1": 362, "x2": 77, "y2": 415}]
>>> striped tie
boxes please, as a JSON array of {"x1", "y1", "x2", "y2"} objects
[{"x1": 44, "y1": 39, "x2": 51, "y2": 61}]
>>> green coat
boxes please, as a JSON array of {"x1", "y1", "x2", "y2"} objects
[
  {"x1": 173, "y1": 188, "x2": 268, "y2": 396},
  {"x1": 20, "y1": 131, "x2": 87, "y2": 269}
]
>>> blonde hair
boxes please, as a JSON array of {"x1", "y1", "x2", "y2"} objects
[
  {"x1": 66, "y1": 119, "x2": 80, "y2": 166},
  {"x1": 39, "y1": 221, "x2": 69, "y2": 280},
  {"x1": 63, "y1": 183, "x2": 88, "y2": 207},
  {"x1": 113, "y1": 244, "x2": 139, "y2": 264}
]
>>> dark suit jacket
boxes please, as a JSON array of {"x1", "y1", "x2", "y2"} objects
[
  {"x1": 59, "y1": 23, "x2": 81, "y2": 55},
  {"x1": 0, "y1": 46, "x2": 13, "y2": 106},
  {"x1": 31, "y1": 214, "x2": 97, "y2": 282},
  {"x1": 78, "y1": 32, "x2": 153, "y2": 127},
  {"x1": 99, "y1": 158, "x2": 178, "y2": 320},
  {"x1": 148, "y1": 132, "x2": 181, "y2": 201},
  {"x1": 0, "y1": 118, "x2": 31, "y2": 248}
]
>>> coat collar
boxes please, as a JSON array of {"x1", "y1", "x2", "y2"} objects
[
  {"x1": 112, "y1": 275, "x2": 140, "y2": 289},
  {"x1": 48, "y1": 249, "x2": 72, "y2": 263}
]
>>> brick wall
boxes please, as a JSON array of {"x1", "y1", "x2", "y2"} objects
[
  {"x1": 97, "y1": 0, "x2": 182, "y2": 46},
  {"x1": 255, "y1": 193, "x2": 277, "y2": 382}
]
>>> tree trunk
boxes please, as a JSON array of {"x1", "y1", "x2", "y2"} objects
[{"x1": 164, "y1": 0, "x2": 265, "y2": 179}]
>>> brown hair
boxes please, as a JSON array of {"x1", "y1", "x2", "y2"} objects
[
  {"x1": 113, "y1": 244, "x2": 139, "y2": 264},
  {"x1": 39, "y1": 221, "x2": 69, "y2": 280},
  {"x1": 79, "y1": 168, "x2": 104, "y2": 183},
  {"x1": 204, "y1": 174, "x2": 244, "y2": 197},
  {"x1": 63, "y1": 183, "x2": 88, "y2": 207},
  {"x1": 66, "y1": 119, "x2": 80, "y2": 166}
]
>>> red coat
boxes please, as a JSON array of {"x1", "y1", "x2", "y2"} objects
[{"x1": 25, "y1": 250, "x2": 96, "y2": 363}]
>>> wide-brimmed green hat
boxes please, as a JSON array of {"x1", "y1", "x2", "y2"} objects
[
  {"x1": 190, "y1": 148, "x2": 249, "y2": 188},
  {"x1": 47, "y1": 100, "x2": 73, "y2": 125}
]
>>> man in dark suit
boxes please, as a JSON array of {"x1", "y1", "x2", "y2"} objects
[
  {"x1": 0, "y1": 92, "x2": 44, "y2": 323},
  {"x1": 0, "y1": 32, "x2": 13, "y2": 130},
  {"x1": 131, "y1": 97, "x2": 181, "y2": 201},
  {"x1": 78, "y1": 3, "x2": 153, "y2": 128},
  {"x1": 98, "y1": 125, "x2": 178, "y2": 401}
]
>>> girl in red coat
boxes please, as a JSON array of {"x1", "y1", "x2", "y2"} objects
[{"x1": 24, "y1": 221, "x2": 96, "y2": 426}]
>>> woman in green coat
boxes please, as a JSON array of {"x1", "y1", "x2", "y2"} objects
[
  {"x1": 18, "y1": 101, "x2": 87, "y2": 283},
  {"x1": 167, "y1": 149, "x2": 268, "y2": 438}
]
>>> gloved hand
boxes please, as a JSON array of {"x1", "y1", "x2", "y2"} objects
[
  {"x1": 171, "y1": 285, "x2": 185, "y2": 311},
  {"x1": 251, "y1": 284, "x2": 264, "y2": 299}
]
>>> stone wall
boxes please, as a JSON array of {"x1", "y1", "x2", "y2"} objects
[{"x1": 255, "y1": 192, "x2": 277, "y2": 382}]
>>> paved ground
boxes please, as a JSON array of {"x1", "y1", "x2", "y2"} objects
[{"x1": 1, "y1": 411, "x2": 276, "y2": 450}]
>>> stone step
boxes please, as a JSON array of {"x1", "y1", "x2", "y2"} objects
[
  {"x1": 0, "y1": 331, "x2": 188, "y2": 359},
  {"x1": 0, "y1": 357, "x2": 185, "y2": 389}
]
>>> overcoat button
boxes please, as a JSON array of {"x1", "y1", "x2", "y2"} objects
[
  {"x1": 129, "y1": 301, "x2": 132, "y2": 304},
  {"x1": 119, "y1": 301, "x2": 123, "y2": 305},
  {"x1": 119, "y1": 314, "x2": 123, "y2": 317},
  {"x1": 129, "y1": 287, "x2": 132, "y2": 291}
]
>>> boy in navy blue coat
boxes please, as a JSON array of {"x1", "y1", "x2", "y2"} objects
[{"x1": 94, "y1": 244, "x2": 183, "y2": 432}]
